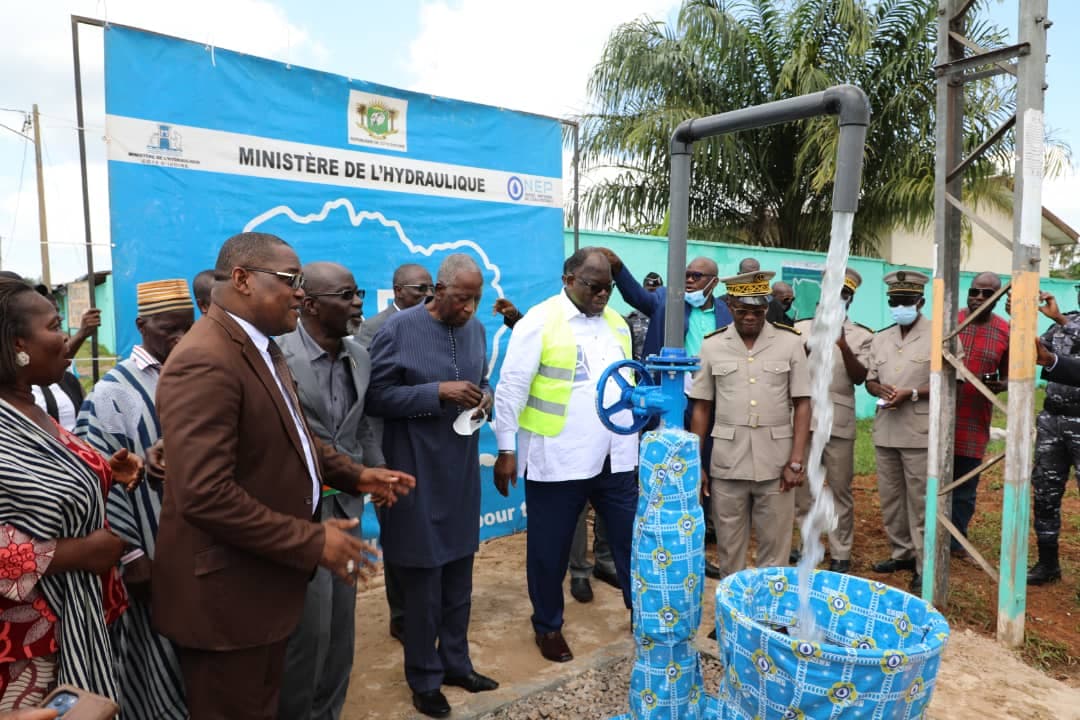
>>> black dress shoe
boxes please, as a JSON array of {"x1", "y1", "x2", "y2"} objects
[
  {"x1": 444, "y1": 671, "x2": 499, "y2": 693},
  {"x1": 389, "y1": 619, "x2": 404, "y2": 644},
  {"x1": 570, "y1": 577, "x2": 593, "y2": 603},
  {"x1": 909, "y1": 573, "x2": 922, "y2": 594},
  {"x1": 412, "y1": 689, "x2": 451, "y2": 718},
  {"x1": 535, "y1": 630, "x2": 573, "y2": 662},
  {"x1": 829, "y1": 559, "x2": 850, "y2": 573},
  {"x1": 789, "y1": 548, "x2": 801, "y2": 564},
  {"x1": 872, "y1": 557, "x2": 916, "y2": 574},
  {"x1": 705, "y1": 561, "x2": 721, "y2": 579},
  {"x1": 592, "y1": 565, "x2": 620, "y2": 589}
]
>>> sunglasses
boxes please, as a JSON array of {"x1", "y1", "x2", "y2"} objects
[
  {"x1": 968, "y1": 287, "x2": 997, "y2": 299},
  {"x1": 575, "y1": 276, "x2": 614, "y2": 294},
  {"x1": 685, "y1": 271, "x2": 717, "y2": 282},
  {"x1": 888, "y1": 296, "x2": 920, "y2": 307},
  {"x1": 399, "y1": 283, "x2": 434, "y2": 294},
  {"x1": 243, "y1": 266, "x2": 304, "y2": 290},
  {"x1": 307, "y1": 288, "x2": 365, "y2": 301}
]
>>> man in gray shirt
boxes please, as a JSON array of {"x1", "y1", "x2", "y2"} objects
[{"x1": 277, "y1": 261, "x2": 384, "y2": 720}]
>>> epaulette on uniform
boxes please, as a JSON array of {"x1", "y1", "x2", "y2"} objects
[
  {"x1": 878, "y1": 323, "x2": 897, "y2": 332},
  {"x1": 771, "y1": 322, "x2": 801, "y2": 335},
  {"x1": 854, "y1": 321, "x2": 874, "y2": 333},
  {"x1": 704, "y1": 326, "x2": 729, "y2": 339}
]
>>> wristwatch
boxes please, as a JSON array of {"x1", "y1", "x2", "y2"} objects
[
  {"x1": 788, "y1": 461, "x2": 803, "y2": 473},
  {"x1": 911, "y1": 388, "x2": 919, "y2": 403}
]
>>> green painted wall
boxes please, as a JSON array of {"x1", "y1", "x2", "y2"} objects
[{"x1": 564, "y1": 228, "x2": 1076, "y2": 418}]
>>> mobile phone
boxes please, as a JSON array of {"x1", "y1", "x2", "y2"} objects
[
  {"x1": 40, "y1": 684, "x2": 120, "y2": 719},
  {"x1": 44, "y1": 690, "x2": 79, "y2": 715}
]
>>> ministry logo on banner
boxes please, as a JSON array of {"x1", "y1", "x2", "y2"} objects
[{"x1": 347, "y1": 90, "x2": 408, "y2": 152}]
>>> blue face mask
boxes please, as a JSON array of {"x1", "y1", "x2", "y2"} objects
[
  {"x1": 890, "y1": 304, "x2": 919, "y2": 327},
  {"x1": 685, "y1": 278, "x2": 715, "y2": 308},
  {"x1": 685, "y1": 289, "x2": 708, "y2": 308}
]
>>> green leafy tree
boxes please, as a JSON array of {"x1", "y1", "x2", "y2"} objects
[{"x1": 577, "y1": 0, "x2": 1039, "y2": 255}]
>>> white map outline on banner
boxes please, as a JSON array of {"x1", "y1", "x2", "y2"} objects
[{"x1": 244, "y1": 198, "x2": 510, "y2": 377}]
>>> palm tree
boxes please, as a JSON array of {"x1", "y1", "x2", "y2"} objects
[{"x1": 577, "y1": 0, "x2": 1031, "y2": 255}]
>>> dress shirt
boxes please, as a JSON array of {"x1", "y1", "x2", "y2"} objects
[
  {"x1": 297, "y1": 321, "x2": 357, "y2": 435},
  {"x1": 495, "y1": 291, "x2": 638, "y2": 482},
  {"x1": 130, "y1": 344, "x2": 162, "y2": 373},
  {"x1": 226, "y1": 311, "x2": 320, "y2": 507}
]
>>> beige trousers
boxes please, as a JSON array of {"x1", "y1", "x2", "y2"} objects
[
  {"x1": 711, "y1": 476, "x2": 795, "y2": 578},
  {"x1": 875, "y1": 446, "x2": 929, "y2": 573},
  {"x1": 794, "y1": 436, "x2": 856, "y2": 560}
]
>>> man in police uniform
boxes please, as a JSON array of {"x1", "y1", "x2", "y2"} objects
[
  {"x1": 689, "y1": 270, "x2": 811, "y2": 578},
  {"x1": 865, "y1": 270, "x2": 931, "y2": 591},
  {"x1": 792, "y1": 268, "x2": 873, "y2": 573},
  {"x1": 1027, "y1": 287, "x2": 1080, "y2": 585}
]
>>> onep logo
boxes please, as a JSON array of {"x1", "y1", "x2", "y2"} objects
[{"x1": 507, "y1": 176, "x2": 524, "y2": 201}]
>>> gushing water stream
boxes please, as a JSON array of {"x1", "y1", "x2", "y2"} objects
[{"x1": 794, "y1": 211, "x2": 854, "y2": 641}]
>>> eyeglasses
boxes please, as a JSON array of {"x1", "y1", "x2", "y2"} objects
[
  {"x1": 888, "y1": 296, "x2": 920, "y2": 307},
  {"x1": 242, "y1": 266, "x2": 304, "y2": 290},
  {"x1": 307, "y1": 288, "x2": 365, "y2": 301},
  {"x1": 685, "y1": 271, "x2": 717, "y2": 282},
  {"x1": 968, "y1": 287, "x2": 997, "y2": 299},
  {"x1": 399, "y1": 283, "x2": 434, "y2": 294},
  {"x1": 574, "y1": 276, "x2": 614, "y2": 294}
]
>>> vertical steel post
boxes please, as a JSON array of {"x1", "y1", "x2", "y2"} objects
[
  {"x1": 572, "y1": 121, "x2": 581, "y2": 253},
  {"x1": 998, "y1": 0, "x2": 1048, "y2": 648},
  {"x1": 71, "y1": 17, "x2": 99, "y2": 382},
  {"x1": 925, "y1": 0, "x2": 965, "y2": 606}
]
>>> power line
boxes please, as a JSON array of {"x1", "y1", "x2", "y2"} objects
[{"x1": 0, "y1": 121, "x2": 31, "y2": 142}]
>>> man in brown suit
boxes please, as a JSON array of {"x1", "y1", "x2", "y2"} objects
[{"x1": 153, "y1": 232, "x2": 415, "y2": 720}]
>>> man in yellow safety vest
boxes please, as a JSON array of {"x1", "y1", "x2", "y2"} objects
[{"x1": 493, "y1": 247, "x2": 639, "y2": 665}]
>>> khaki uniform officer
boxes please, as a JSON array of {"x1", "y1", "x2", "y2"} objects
[
  {"x1": 865, "y1": 270, "x2": 932, "y2": 592},
  {"x1": 793, "y1": 268, "x2": 873, "y2": 573},
  {"x1": 689, "y1": 271, "x2": 812, "y2": 578}
]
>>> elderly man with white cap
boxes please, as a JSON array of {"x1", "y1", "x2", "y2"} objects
[
  {"x1": 865, "y1": 269, "x2": 932, "y2": 592},
  {"x1": 791, "y1": 268, "x2": 873, "y2": 573},
  {"x1": 689, "y1": 270, "x2": 811, "y2": 579}
]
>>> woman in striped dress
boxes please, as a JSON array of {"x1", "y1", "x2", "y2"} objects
[
  {"x1": 0, "y1": 278, "x2": 140, "y2": 708},
  {"x1": 75, "y1": 279, "x2": 195, "y2": 719}
]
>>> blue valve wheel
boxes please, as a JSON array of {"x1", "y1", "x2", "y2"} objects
[{"x1": 595, "y1": 359, "x2": 655, "y2": 435}]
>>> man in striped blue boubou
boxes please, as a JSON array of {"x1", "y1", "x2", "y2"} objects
[{"x1": 76, "y1": 278, "x2": 196, "y2": 719}]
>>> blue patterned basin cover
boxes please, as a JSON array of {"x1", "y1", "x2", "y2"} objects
[
  {"x1": 626, "y1": 428, "x2": 711, "y2": 719},
  {"x1": 715, "y1": 568, "x2": 950, "y2": 719}
]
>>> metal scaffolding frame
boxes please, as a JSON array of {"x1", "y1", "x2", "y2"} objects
[{"x1": 925, "y1": 0, "x2": 1050, "y2": 648}]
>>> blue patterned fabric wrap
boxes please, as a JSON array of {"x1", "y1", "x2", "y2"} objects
[
  {"x1": 715, "y1": 568, "x2": 950, "y2": 719},
  {"x1": 626, "y1": 428, "x2": 709, "y2": 719}
]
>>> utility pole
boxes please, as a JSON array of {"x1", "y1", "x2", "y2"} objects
[{"x1": 31, "y1": 104, "x2": 51, "y2": 288}]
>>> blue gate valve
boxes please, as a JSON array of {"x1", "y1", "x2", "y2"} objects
[{"x1": 595, "y1": 347, "x2": 701, "y2": 434}]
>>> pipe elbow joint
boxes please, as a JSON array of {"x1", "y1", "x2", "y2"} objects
[
  {"x1": 671, "y1": 120, "x2": 694, "y2": 155},
  {"x1": 825, "y1": 84, "x2": 871, "y2": 127}
]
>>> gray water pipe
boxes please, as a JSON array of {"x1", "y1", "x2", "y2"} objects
[{"x1": 663, "y1": 84, "x2": 870, "y2": 348}]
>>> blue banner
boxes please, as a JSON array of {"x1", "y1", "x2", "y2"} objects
[{"x1": 104, "y1": 25, "x2": 564, "y2": 541}]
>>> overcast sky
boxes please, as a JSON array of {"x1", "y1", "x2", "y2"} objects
[{"x1": 1, "y1": 0, "x2": 1076, "y2": 283}]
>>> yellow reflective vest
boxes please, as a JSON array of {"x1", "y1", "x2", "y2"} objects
[{"x1": 518, "y1": 296, "x2": 632, "y2": 436}]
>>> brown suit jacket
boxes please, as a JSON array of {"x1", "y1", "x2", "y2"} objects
[{"x1": 152, "y1": 304, "x2": 360, "y2": 650}]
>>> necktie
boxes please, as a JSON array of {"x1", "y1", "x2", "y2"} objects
[{"x1": 267, "y1": 339, "x2": 324, "y2": 492}]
